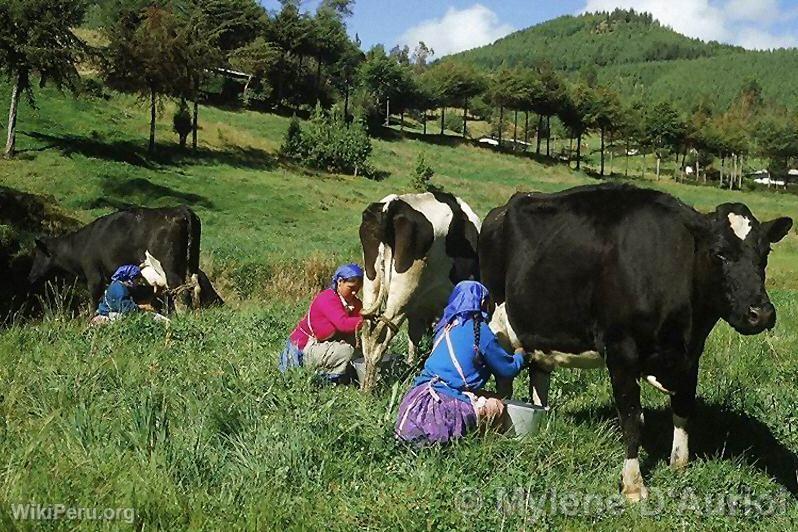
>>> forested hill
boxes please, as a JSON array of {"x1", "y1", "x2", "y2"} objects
[
  {"x1": 450, "y1": 9, "x2": 798, "y2": 110},
  {"x1": 450, "y1": 10, "x2": 742, "y2": 71}
]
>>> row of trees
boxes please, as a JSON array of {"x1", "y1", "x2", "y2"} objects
[
  {"x1": 2, "y1": 1, "x2": 796, "y2": 181},
  {"x1": 356, "y1": 47, "x2": 798, "y2": 182},
  {"x1": 1, "y1": 0, "x2": 361, "y2": 157}
]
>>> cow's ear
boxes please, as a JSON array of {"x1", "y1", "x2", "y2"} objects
[
  {"x1": 763, "y1": 217, "x2": 793, "y2": 244},
  {"x1": 34, "y1": 238, "x2": 51, "y2": 256}
]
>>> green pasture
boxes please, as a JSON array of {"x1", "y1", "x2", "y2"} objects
[{"x1": 1, "y1": 83, "x2": 798, "y2": 529}]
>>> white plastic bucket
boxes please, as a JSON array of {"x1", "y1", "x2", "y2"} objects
[{"x1": 501, "y1": 399, "x2": 548, "y2": 437}]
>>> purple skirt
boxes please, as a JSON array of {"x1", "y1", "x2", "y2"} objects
[{"x1": 395, "y1": 383, "x2": 477, "y2": 445}]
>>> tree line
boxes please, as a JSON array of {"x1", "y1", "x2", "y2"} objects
[
  {"x1": 0, "y1": 0, "x2": 360, "y2": 157},
  {"x1": 1, "y1": 1, "x2": 796, "y2": 184}
]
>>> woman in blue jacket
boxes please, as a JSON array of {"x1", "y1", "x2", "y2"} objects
[
  {"x1": 395, "y1": 281, "x2": 528, "y2": 445},
  {"x1": 91, "y1": 265, "x2": 151, "y2": 324}
]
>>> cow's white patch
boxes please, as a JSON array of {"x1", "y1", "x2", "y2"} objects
[
  {"x1": 380, "y1": 194, "x2": 399, "y2": 212},
  {"x1": 140, "y1": 250, "x2": 168, "y2": 289},
  {"x1": 644, "y1": 375, "x2": 674, "y2": 395},
  {"x1": 670, "y1": 415, "x2": 689, "y2": 469},
  {"x1": 621, "y1": 458, "x2": 648, "y2": 502},
  {"x1": 531, "y1": 350, "x2": 604, "y2": 371},
  {"x1": 727, "y1": 213, "x2": 752, "y2": 240},
  {"x1": 456, "y1": 197, "x2": 482, "y2": 231},
  {"x1": 489, "y1": 303, "x2": 522, "y2": 350}
]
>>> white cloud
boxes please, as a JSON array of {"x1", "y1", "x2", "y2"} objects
[
  {"x1": 396, "y1": 4, "x2": 515, "y2": 57},
  {"x1": 580, "y1": 0, "x2": 797, "y2": 50},
  {"x1": 582, "y1": 0, "x2": 730, "y2": 41},
  {"x1": 725, "y1": 0, "x2": 780, "y2": 22},
  {"x1": 736, "y1": 27, "x2": 798, "y2": 50}
]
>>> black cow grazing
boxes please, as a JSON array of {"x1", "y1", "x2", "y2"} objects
[
  {"x1": 29, "y1": 206, "x2": 221, "y2": 310},
  {"x1": 480, "y1": 184, "x2": 792, "y2": 501},
  {"x1": 359, "y1": 191, "x2": 481, "y2": 391}
]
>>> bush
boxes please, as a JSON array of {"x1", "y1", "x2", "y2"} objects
[
  {"x1": 444, "y1": 112, "x2": 464, "y2": 135},
  {"x1": 280, "y1": 116, "x2": 304, "y2": 160},
  {"x1": 412, "y1": 153, "x2": 434, "y2": 192},
  {"x1": 173, "y1": 100, "x2": 193, "y2": 148},
  {"x1": 79, "y1": 78, "x2": 108, "y2": 100},
  {"x1": 350, "y1": 88, "x2": 383, "y2": 134},
  {"x1": 280, "y1": 104, "x2": 374, "y2": 177}
]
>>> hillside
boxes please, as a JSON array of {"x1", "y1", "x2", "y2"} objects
[
  {"x1": 1, "y1": 83, "x2": 798, "y2": 528},
  {"x1": 451, "y1": 9, "x2": 798, "y2": 111}
]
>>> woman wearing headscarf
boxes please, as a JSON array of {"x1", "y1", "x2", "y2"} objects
[
  {"x1": 91, "y1": 265, "x2": 149, "y2": 324},
  {"x1": 395, "y1": 281, "x2": 528, "y2": 445},
  {"x1": 280, "y1": 263, "x2": 365, "y2": 384}
]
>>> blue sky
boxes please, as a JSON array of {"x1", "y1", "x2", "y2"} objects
[{"x1": 261, "y1": 1, "x2": 798, "y2": 56}]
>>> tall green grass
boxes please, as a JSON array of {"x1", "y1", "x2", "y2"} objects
[{"x1": 1, "y1": 81, "x2": 797, "y2": 529}]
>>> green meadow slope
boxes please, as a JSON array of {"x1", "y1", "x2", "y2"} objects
[
  {"x1": 451, "y1": 11, "x2": 798, "y2": 112},
  {"x1": 1, "y1": 84, "x2": 798, "y2": 528}
]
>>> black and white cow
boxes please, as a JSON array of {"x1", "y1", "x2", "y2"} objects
[
  {"x1": 480, "y1": 183, "x2": 792, "y2": 501},
  {"x1": 358, "y1": 191, "x2": 481, "y2": 391},
  {"x1": 29, "y1": 206, "x2": 222, "y2": 309}
]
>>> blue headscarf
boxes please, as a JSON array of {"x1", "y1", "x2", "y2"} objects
[
  {"x1": 433, "y1": 281, "x2": 490, "y2": 336},
  {"x1": 330, "y1": 263, "x2": 364, "y2": 290},
  {"x1": 111, "y1": 264, "x2": 141, "y2": 284}
]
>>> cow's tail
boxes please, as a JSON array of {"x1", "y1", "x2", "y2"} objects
[
  {"x1": 184, "y1": 207, "x2": 201, "y2": 308},
  {"x1": 361, "y1": 243, "x2": 392, "y2": 317}
]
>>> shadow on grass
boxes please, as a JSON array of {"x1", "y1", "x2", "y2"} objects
[
  {"x1": 0, "y1": 186, "x2": 83, "y2": 323},
  {"x1": 20, "y1": 131, "x2": 278, "y2": 172},
  {"x1": 84, "y1": 176, "x2": 215, "y2": 211},
  {"x1": 569, "y1": 401, "x2": 798, "y2": 495},
  {"x1": 377, "y1": 128, "x2": 572, "y2": 170}
]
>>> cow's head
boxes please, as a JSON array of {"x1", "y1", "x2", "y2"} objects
[
  {"x1": 708, "y1": 203, "x2": 792, "y2": 335},
  {"x1": 28, "y1": 238, "x2": 58, "y2": 285}
]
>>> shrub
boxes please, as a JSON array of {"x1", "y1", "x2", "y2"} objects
[
  {"x1": 79, "y1": 78, "x2": 109, "y2": 100},
  {"x1": 280, "y1": 116, "x2": 304, "y2": 160},
  {"x1": 412, "y1": 153, "x2": 434, "y2": 192},
  {"x1": 444, "y1": 113, "x2": 464, "y2": 135},
  {"x1": 280, "y1": 105, "x2": 374, "y2": 177},
  {"x1": 173, "y1": 100, "x2": 193, "y2": 148},
  {"x1": 350, "y1": 88, "x2": 383, "y2": 134}
]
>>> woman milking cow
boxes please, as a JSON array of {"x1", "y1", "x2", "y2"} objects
[
  {"x1": 279, "y1": 263, "x2": 366, "y2": 384},
  {"x1": 279, "y1": 268, "x2": 531, "y2": 444},
  {"x1": 90, "y1": 257, "x2": 169, "y2": 325}
]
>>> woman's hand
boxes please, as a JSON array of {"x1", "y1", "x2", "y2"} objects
[{"x1": 514, "y1": 347, "x2": 535, "y2": 367}]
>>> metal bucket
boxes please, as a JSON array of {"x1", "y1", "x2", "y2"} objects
[{"x1": 501, "y1": 399, "x2": 548, "y2": 437}]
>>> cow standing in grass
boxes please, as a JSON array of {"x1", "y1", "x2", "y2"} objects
[
  {"x1": 29, "y1": 206, "x2": 222, "y2": 310},
  {"x1": 358, "y1": 192, "x2": 481, "y2": 391},
  {"x1": 480, "y1": 184, "x2": 792, "y2": 501}
]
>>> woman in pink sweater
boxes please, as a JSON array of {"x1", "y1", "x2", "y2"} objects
[{"x1": 279, "y1": 263, "x2": 364, "y2": 384}]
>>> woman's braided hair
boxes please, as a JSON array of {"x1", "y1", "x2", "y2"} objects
[{"x1": 473, "y1": 313, "x2": 483, "y2": 366}]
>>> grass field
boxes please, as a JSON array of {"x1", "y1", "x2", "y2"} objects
[{"x1": 1, "y1": 83, "x2": 798, "y2": 529}]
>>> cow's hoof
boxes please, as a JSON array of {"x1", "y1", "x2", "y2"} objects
[
  {"x1": 620, "y1": 459, "x2": 648, "y2": 502},
  {"x1": 621, "y1": 482, "x2": 649, "y2": 502},
  {"x1": 670, "y1": 454, "x2": 689, "y2": 471}
]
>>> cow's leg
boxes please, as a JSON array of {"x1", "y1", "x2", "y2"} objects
[
  {"x1": 529, "y1": 363, "x2": 551, "y2": 407},
  {"x1": 87, "y1": 271, "x2": 106, "y2": 311},
  {"x1": 165, "y1": 269, "x2": 188, "y2": 313},
  {"x1": 190, "y1": 273, "x2": 201, "y2": 309},
  {"x1": 495, "y1": 377, "x2": 514, "y2": 399},
  {"x1": 406, "y1": 317, "x2": 426, "y2": 365},
  {"x1": 361, "y1": 315, "x2": 404, "y2": 392},
  {"x1": 606, "y1": 337, "x2": 647, "y2": 502},
  {"x1": 669, "y1": 362, "x2": 698, "y2": 470},
  {"x1": 490, "y1": 303, "x2": 521, "y2": 399}
]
